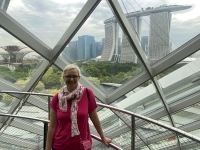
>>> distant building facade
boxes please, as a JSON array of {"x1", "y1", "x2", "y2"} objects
[
  {"x1": 100, "y1": 21, "x2": 119, "y2": 61},
  {"x1": 141, "y1": 36, "x2": 149, "y2": 55},
  {"x1": 119, "y1": 17, "x2": 141, "y2": 63},
  {"x1": 77, "y1": 35, "x2": 96, "y2": 60},
  {"x1": 62, "y1": 41, "x2": 78, "y2": 62},
  {"x1": 148, "y1": 12, "x2": 172, "y2": 62},
  {"x1": 62, "y1": 35, "x2": 99, "y2": 62},
  {"x1": 0, "y1": 0, "x2": 10, "y2": 11},
  {"x1": 101, "y1": 5, "x2": 190, "y2": 63}
]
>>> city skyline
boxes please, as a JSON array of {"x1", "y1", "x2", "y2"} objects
[{"x1": 0, "y1": 0, "x2": 199, "y2": 59}]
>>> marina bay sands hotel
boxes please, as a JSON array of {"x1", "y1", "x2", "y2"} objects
[{"x1": 100, "y1": 4, "x2": 191, "y2": 63}]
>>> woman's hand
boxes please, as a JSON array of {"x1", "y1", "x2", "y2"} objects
[{"x1": 102, "y1": 137, "x2": 112, "y2": 147}]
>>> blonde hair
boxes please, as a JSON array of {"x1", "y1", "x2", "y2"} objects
[{"x1": 62, "y1": 64, "x2": 81, "y2": 76}]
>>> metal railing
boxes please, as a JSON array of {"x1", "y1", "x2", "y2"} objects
[
  {"x1": 0, "y1": 113, "x2": 122, "y2": 150},
  {"x1": 0, "y1": 91, "x2": 200, "y2": 150}
]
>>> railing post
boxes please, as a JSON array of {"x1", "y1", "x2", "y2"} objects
[
  {"x1": 43, "y1": 122, "x2": 48, "y2": 150},
  {"x1": 131, "y1": 116, "x2": 135, "y2": 150}
]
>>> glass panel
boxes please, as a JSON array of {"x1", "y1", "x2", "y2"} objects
[
  {"x1": 36, "y1": 65, "x2": 62, "y2": 93},
  {"x1": 0, "y1": 117, "x2": 44, "y2": 150},
  {"x1": 136, "y1": 146, "x2": 150, "y2": 150},
  {"x1": 0, "y1": 141, "x2": 32, "y2": 150},
  {"x1": 6, "y1": 0, "x2": 87, "y2": 48},
  {"x1": 61, "y1": 0, "x2": 145, "y2": 94},
  {"x1": 172, "y1": 103, "x2": 200, "y2": 127},
  {"x1": 0, "y1": 93, "x2": 20, "y2": 113},
  {"x1": 158, "y1": 116, "x2": 172, "y2": 126},
  {"x1": 17, "y1": 102, "x2": 48, "y2": 120},
  {"x1": 156, "y1": 50, "x2": 200, "y2": 105},
  {"x1": 118, "y1": 1, "x2": 200, "y2": 64},
  {"x1": 189, "y1": 129, "x2": 200, "y2": 138},
  {"x1": 0, "y1": 29, "x2": 44, "y2": 88},
  {"x1": 115, "y1": 79, "x2": 164, "y2": 115},
  {"x1": 179, "y1": 135, "x2": 200, "y2": 149}
]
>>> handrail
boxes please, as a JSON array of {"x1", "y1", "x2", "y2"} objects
[
  {"x1": 0, "y1": 90, "x2": 52, "y2": 97},
  {"x1": 1, "y1": 90, "x2": 200, "y2": 149},
  {"x1": 91, "y1": 134, "x2": 123, "y2": 150},
  {"x1": 0, "y1": 113, "x2": 122, "y2": 150},
  {"x1": 98, "y1": 103, "x2": 200, "y2": 143},
  {"x1": 0, "y1": 112, "x2": 49, "y2": 123}
]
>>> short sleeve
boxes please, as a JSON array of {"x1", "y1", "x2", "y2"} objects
[
  {"x1": 50, "y1": 93, "x2": 58, "y2": 111},
  {"x1": 87, "y1": 88, "x2": 98, "y2": 114}
]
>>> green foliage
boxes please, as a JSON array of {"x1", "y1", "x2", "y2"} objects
[
  {"x1": 76, "y1": 62, "x2": 140, "y2": 84},
  {"x1": 15, "y1": 78, "x2": 44, "y2": 91},
  {"x1": 41, "y1": 67, "x2": 62, "y2": 89},
  {"x1": 46, "y1": 89, "x2": 60, "y2": 95},
  {"x1": 87, "y1": 77, "x2": 100, "y2": 84},
  {"x1": 1, "y1": 94, "x2": 15, "y2": 106}
]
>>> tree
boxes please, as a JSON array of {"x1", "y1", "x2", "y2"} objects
[
  {"x1": 42, "y1": 67, "x2": 62, "y2": 89},
  {"x1": 15, "y1": 78, "x2": 44, "y2": 91}
]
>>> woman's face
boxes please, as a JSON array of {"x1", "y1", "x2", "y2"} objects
[{"x1": 63, "y1": 68, "x2": 80, "y2": 89}]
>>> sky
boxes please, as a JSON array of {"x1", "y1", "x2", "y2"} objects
[{"x1": 0, "y1": 0, "x2": 200, "y2": 54}]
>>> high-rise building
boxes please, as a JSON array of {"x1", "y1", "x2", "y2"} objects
[
  {"x1": 95, "y1": 41, "x2": 102, "y2": 57},
  {"x1": 101, "y1": 38, "x2": 105, "y2": 53},
  {"x1": 119, "y1": 17, "x2": 141, "y2": 63},
  {"x1": 141, "y1": 36, "x2": 149, "y2": 55},
  {"x1": 100, "y1": 20, "x2": 119, "y2": 61},
  {"x1": 148, "y1": 12, "x2": 172, "y2": 62},
  {"x1": 101, "y1": 17, "x2": 141, "y2": 63},
  {"x1": 0, "y1": 0, "x2": 10, "y2": 11},
  {"x1": 101, "y1": 5, "x2": 190, "y2": 63},
  {"x1": 77, "y1": 35, "x2": 96, "y2": 60},
  {"x1": 62, "y1": 41, "x2": 78, "y2": 62}
]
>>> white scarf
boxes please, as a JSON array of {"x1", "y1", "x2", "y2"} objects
[{"x1": 58, "y1": 83, "x2": 84, "y2": 137}]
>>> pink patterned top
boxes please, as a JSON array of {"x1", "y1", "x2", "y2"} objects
[{"x1": 50, "y1": 88, "x2": 98, "y2": 150}]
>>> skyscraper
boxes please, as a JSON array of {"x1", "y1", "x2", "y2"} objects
[
  {"x1": 148, "y1": 12, "x2": 172, "y2": 62},
  {"x1": 62, "y1": 41, "x2": 78, "y2": 62},
  {"x1": 77, "y1": 35, "x2": 96, "y2": 60},
  {"x1": 0, "y1": 0, "x2": 10, "y2": 11},
  {"x1": 95, "y1": 41, "x2": 102, "y2": 57},
  {"x1": 119, "y1": 17, "x2": 141, "y2": 63},
  {"x1": 141, "y1": 36, "x2": 149, "y2": 55},
  {"x1": 101, "y1": 5, "x2": 190, "y2": 63},
  {"x1": 100, "y1": 20, "x2": 119, "y2": 61}
]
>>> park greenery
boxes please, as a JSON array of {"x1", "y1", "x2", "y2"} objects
[{"x1": 0, "y1": 61, "x2": 184, "y2": 104}]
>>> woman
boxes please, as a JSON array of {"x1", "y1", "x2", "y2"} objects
[{"x1": 45, "y1": 64, "x2": 111, "y2": 150}]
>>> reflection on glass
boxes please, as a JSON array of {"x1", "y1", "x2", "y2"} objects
[{"x1": 156, "y1": 51, "x2": 200, "y2": 105}]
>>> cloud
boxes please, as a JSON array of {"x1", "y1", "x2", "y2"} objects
[{"x1": 1, "y1": 0, "x2": 200, "y2": 52}]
